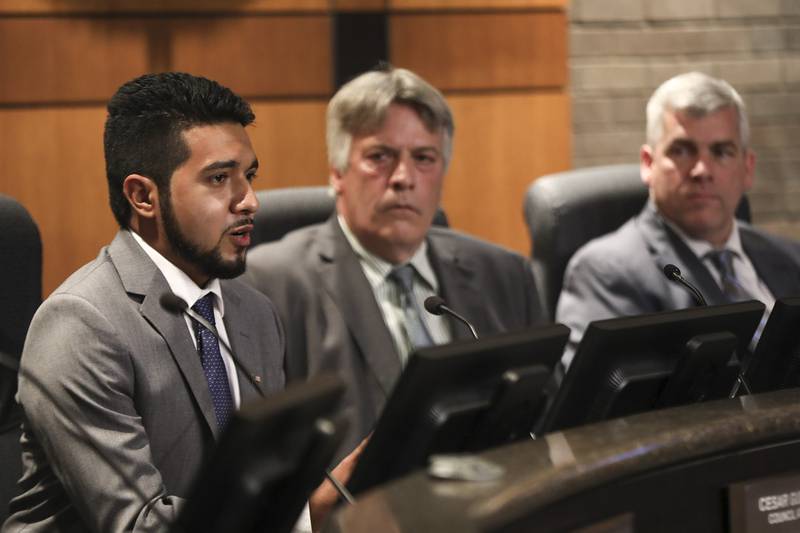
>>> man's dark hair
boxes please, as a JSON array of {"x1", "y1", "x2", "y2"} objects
[{"x1": 104, "y1": 72, "x2": 255, "y2": 228}]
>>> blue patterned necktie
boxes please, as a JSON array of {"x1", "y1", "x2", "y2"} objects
[
  {"x1": 191, "y1": 294, "x2": 234, "y2": 430},
  {"x1": 388, "y1": 264, "x2": 435, "y2": 353},
  {"x1": 706, "y1": 249, "x2": 752, "y2": 303}
]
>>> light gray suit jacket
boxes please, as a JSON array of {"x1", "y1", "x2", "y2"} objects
[
  {"x1": 556, "y1": 202, "x2": 800, "y2": 365},
  {"x1": 3, "y1": 230, "x2": 285, "y2": 533},
  {"x1": 242, "y1": 216, "x2": 544, "y2": 458}
]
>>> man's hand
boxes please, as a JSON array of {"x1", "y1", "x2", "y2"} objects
[{"x1": 309, "y1": 437, "x2": 368, "y2": 531}]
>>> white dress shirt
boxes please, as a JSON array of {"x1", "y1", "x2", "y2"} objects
[{"x1": 131, "y1": 231, "x2": 242, "y2": 407}]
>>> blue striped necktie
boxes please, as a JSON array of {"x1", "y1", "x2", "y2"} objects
[{"x1": 191, "y1": 294, "x2": 234, "y2": 430}]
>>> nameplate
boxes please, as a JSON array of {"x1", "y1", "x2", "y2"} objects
[{"x1": 729, "y1": 471, "x2": 800, "y2": 532}]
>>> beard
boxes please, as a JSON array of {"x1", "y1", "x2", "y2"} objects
[{"x1": 160, "y1": 191, "x2": 248, "y2": 280}]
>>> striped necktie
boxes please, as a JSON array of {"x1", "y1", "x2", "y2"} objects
[
  {"x1": 706, "y1": 249, "x2": 752, "y2": 303},
  {"x1": 388, "y1": 264, "x2": 435, "y2": 355}
]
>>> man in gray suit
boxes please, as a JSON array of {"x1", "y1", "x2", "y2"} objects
[
  {"x1": 3, "y1": 73, "x2": 293, "y2": 532},
  {"x1": 243, "y1": 67, "x2": 543, "y2": 457},
  {"x1": 556, "y1": 72, "x2": 800, "y2": 368}
]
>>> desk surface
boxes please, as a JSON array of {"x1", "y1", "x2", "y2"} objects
[{"x1": 326, "y1": 388, "x2": 800, "y2": 532}]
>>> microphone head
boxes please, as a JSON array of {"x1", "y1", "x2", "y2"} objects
[
  {"x1": 423, "y1": 295, "x2": 446, "y2": 316},
  {"x1": 663, "y1": 263, "x2": 681, "y2": 281},
  {"x1": 159, "y1": 293, "x2": 188, "y2": 315}
]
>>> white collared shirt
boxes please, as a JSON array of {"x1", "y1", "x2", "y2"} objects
[
  {"x1": 337, "y1": 216, "x2": 451, "y2": 364},
  {"x1": 130, "y1": 231, "x2": 241, "y2": 408},
  {"x1": 664, "y1": 218, "x2": 775, "y2": 309}
]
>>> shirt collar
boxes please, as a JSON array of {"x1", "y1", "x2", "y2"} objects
[
  {"x1": 660, "y1": 211, "x2": 743, "y2": 259},
  {"x1": 130, "y1": 230, "x2": 224, "y2": 315},
  {"x1": 337, "y1": 215, "x2": 438, "y2": 292}
]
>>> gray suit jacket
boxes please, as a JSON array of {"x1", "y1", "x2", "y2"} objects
[
  {"x1": 556, "y1": 202, "x2": 800, "y2": 366},
  {"x1": 242, "y1": 217, "x2": 543, "y2": 457},
  {"x1": 3, "y1": 230, "x2": 285, "y2": 533}
]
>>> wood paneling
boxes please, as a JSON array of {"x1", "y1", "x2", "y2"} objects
[
  {"x1": 0, "y1": 107, "x2": 116, "y2": 296},
  {"x1": 171, "y1": 16, "x2": 332, "y2": 98},
  {"x1": 249, "y1": 100, "x2": 330, "y2": 188},
  {"x1": 442, "y1": 92, "x2": 571, "y2": 253},
  {"x1": 0, "y1": 16, "x2": 331, "y2": 105},
  {"x1": 0, "y1": 0, "x2": 328, "y2": 14},
  {"x1": 390, "y1": 11, "x2": 567, "y2": 91},
  {"x1": 0, "y1": 18, "x2": 150, "y2": 104},
  {"x1": 390, "y1": 0, "x2": 566, "y2": 8}
]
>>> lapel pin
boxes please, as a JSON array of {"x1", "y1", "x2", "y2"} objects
[{"x1": 253, "y1": 375, "x2": 262, "y2": 384}]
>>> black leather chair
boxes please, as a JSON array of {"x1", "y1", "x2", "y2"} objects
[
  {"x1": 250, "y1": 186, "x2": 449, "y2": 248},
  {"x1": 523, "y1": 164, "x2": 751, "y2": 320},
  {"x1": 0, "y1": 194, "x2": 42, "y2": 522}
]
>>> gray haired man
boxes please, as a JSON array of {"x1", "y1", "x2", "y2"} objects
[
  {"x1": 556, "y1": 71, "x2": 800, "y2": 368},
  {"x1": 243, "y1": 67, "x2": 544, "y2": 456}
]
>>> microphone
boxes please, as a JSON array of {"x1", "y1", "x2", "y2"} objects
[
  {"x1": 423, "y1": 296, "x2": 478, "y2": 340},
  {"x1": 159, "y1": 292, "x2": 264, "y2": 398},
  {"x1": 160, "y1": 292, "x2": 354, "y2": 506},
  {"x1": 661, "y1": 266, "x2": 753, "y2": 397},
  {"x1": 663, "y1": 264, "x2": 707, "y2": 307}
]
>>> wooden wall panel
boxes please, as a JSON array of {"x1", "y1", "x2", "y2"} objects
[
  {"x1": 0, "y1": 0, "x2": 328, "y2": 14},
  {"x1": 0, "y1": 19, "x2": 150, "y2": 104},
  {"x1": 0, "y1": 15, "x2": 331, "y2": 105},
  {"x1": 442, "y1": 92, "x2": 571, "y2": 253},
  {"x1": 390, "y1": 11, "x2": 567, "y2": 90},
  {"x1": 0, "y1": 107, "x2": 116, "y2": 295},
  {"x1": 249, "y1": 100, "x2": 330, "y2": 188},
  {"x1": 171, "y1": 16, "x2": 332, "y2": 97}
]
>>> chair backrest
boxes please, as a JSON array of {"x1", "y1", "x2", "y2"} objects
[
  {"x1": 0, "y1": 194, "x2": 41, "y2": 523},
  {"x1": 250, "y1": 186, "x2": 450, "y2": 248},
  {"x1": 523, "y1": 164, "x2": 751, "y2": 320},
  {"x1": 0, "y1": 195, "x2": 41, "y2": 418}
]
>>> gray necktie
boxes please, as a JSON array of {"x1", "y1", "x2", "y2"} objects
[
  {"x1": 388, "y1": 264, "x2": 434, "y2": 352},
  {"x1": 707, "y1": 249, "x2": 770, "y2": 350},
  {"x1": 706, "y1": 249, "x2": 752, "y2": 303}
]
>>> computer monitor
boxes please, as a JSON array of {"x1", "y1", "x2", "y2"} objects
[
  {"x1": 346, "y1": 324, "x2": 570, "y2": 495},
  {"x1": 541, "y1": 301, "x2": 765, "y2": 433},
  {"x1": 175, "y1": 374, "x2": 346, "y2": 533},
  {"x1": 745, "y1": 297, "x2": 800, "y2": 393}
]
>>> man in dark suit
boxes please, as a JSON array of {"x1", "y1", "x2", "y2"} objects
[
  {"x1": 3, "y1": 73, "x2": 340, "y2": 532},
  {"x1": 556, "y1": 72, "x2": 800, "y2": 368},
  {"x1": 243, "y1": 67, "x2": 543, "y2": 456}
]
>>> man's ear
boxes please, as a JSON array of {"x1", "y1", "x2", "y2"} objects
[
  {"x1": 329, "y1": 168, "x2": 344, "y2": 195},
  {"x1": 122, "y1": 174, "x2": 159, "y2": 219},
  {"x1": 640, "y1": 144, "x2": 654, "y2": 186}
]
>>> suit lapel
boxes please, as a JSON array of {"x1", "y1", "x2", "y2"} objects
[
  {"x1": 108, "y1": 231, "x2": 221, "y2": 439},
  {"x1": 316, "y1": 218, "x2": 401, "y2": 396},
  {"x1": 742, "y1": 227, "x2": 800, "y2": 298},
  {"x1": 427, "y1": 232, "x2": 484, "y2": 340},
  {"x1": 220, "y1": 283, "x2": 266, "y2": 402},
  {"x1": 638, "y1": 203, "x2": 728, "y2": 307}
]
